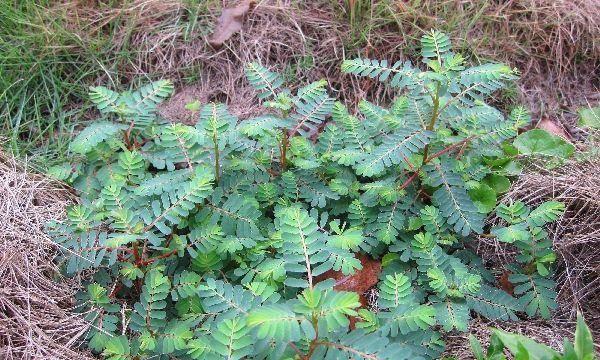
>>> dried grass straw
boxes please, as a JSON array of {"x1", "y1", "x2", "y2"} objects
[
  {"x1": 449, "y1": 149, "x2": 600, "y2": 358},
  {"x1": 0, "y1": 152, "x2": 93, "y2": 359},
  {"x1": 504, "y1": 156, "x2": 600, "y2": 327},
  {"x1": 57, "y1": 0, "x2": 599, "y2": 127}
]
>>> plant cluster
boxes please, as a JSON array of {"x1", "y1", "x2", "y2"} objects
[{"x1": 50, "y1": 31, "x2": 571, "y2": 359}]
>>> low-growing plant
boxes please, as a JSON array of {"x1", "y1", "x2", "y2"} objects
[
  {"x1": 50, "y1": 30, "x2": 570, "y2": 359},
  {"x1": 466, "y1": 312, "x2": 596, "y2": 360}
]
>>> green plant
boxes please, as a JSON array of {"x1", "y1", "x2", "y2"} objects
[
  {"x1": 491, "y1": 201, "x2": 564, "y2": 319},
  {"x1": 50, "y1": 31, "x2": 568, "y2": 359},
  {"x1": 468, "y1": 312, "x2": 596, "y2": 360}
]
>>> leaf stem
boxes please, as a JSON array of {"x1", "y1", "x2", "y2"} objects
[
  {"x1": 281, "y1": 129, "x2": 289, "y2": 171},
  {"x1": 306, "y1": 314, "x2": 319, "y2": 358},
  {"x1": 140, "y1": 249, "x2": 178, "y2": 266},
  {"x1": 398, "y1": 170, "x2": 420, "y2": 191},
  {"x1": 288, "y1": 342, "x2": 305, "y2": 359},
  {"x1": 421, "y1": 83, "x2": 441, "y2": 164},
  {"x1": 213, "y1": 132, "x2": 220, "y2": 183},
  {"x1": 424, "y1": 136, "x2": 474, "y2": 163}
]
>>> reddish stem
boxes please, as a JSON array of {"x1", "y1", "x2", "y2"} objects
[
  {"x1": 424, "y1": 136, "x2": 474, "y2": 163},
  {"x1": 132, "y1": 242, "x2": 142, "y2": 266},
  {"x1": 123, "y1": 121, "x2": 135, "y2": 150},
  {"x1": 398, "y1": 171, "x2": 420, "y2": 191},
  {"x1": 108, "y1": 282, "x2": 123, "y2": 298},
  {"x1": 140, "y1": 249, "x2": 178, "y2": 266}
]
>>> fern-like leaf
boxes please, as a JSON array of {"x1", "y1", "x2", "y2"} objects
[
  {"x1": 125, "y1": 79, "x2": 174, "y2": 112},
  {"x1": 245, "y1": 62, "x2": 284, "y2": 99},
  {"x1": 130, "y1": 270, "x2": 171, "y2": 331},
  {"x1": 420, "y1": 30, "x2": 451, "y2": 60},
  {"x1": 356, "y1": 127, "x2": 433, "y2": 177},
  {"x1": 197, "y1": 278, "x2": 260, "y2": 319},
  {"x1": 316, "y1": 330, "x2": 414, "y2": 360},
  {"x1": 379, "y1": 304, "x2": 436, "y2": 336},
  {"x1": 459, "y1": 64, "x2": 517, "y2": 100},
  {"x1": 211, "y1": 318, "x2": 253, "y2": 360},
  {"x1": 427, "y1": 160, "x2": 484, "y2": 235},
  {"x1": 69, "y1": 122, "x2": 127, "y2": 154},
  {"x1": 247, "y1": 303, "x2": 311, "y2": 342},
  {"x1": 510, "y1": 273, "x2": 557, "y2": 319},
  {"x1": 89, "y1": 86, "x2": 120, "y2": 113},
  {"x1": 139, "y1": 167, "x2": 214, "y2": 234},
  {"x1": 290, "y1": 91, "x2": 334, "y2": 136},
  {"x1": 277, "y1": 206, "x2": 331, "y2": 288},
  {"x1": 378, "y1": 273, "x2": 413, "y2": 309},
  {"x1": 341, "y1": 58, "x2": 419, "y2": 89},
  {"x1": 527, "y1": 201, "x2": 565, "y2": 227},
  {"x1": 238, "y1": 115, "x2": 288, "y2": 137},
  {"x1": 465, "y1": 284, "x2": 521, "y2": 321},
  {"x1": 434, "y1": 300, "x2": 470, "y2": 332}
]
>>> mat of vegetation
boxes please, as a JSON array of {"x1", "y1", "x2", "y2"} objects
[{"x1": 43, "y1": 32, "x2": 587, "y2": 359}]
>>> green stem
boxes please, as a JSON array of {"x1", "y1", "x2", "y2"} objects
[
  {"x1": 306, "y1": 314, "x2": 319, "y2": 359},
  {"x1": 281, "y1": 129, "x2": 289, "y2": 171},
  {"x1": 213, "y1": 133, "x2": 220, "y2": 183},
  {"x1": 421, "y1": 83, "x2": 441, "y2": 164}
]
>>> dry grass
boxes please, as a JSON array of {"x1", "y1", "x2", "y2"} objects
[
  {"x1": 473, "y1": 152, "x2": 600, "y2": 341},
  {"x1": 443, "y1": 318, "x2": 573, "y2": 359},
  {"x1": 0, "y1": 152, "x2": 92, "y2": 359},
  {"x1": 53, "y1": 0, "x2": 599, "y2": 128}
]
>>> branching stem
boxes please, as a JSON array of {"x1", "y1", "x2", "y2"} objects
[
  {"x1": 424, "y1": 136, "x2": 474, "y2": 163},
  {"x1": 140, "y1": 249, "x2": 178, "y2": 266}
]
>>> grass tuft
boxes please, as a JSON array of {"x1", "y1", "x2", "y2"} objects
[{"x1": 0, "y1": 1, "x2": 111, "y2": 165}]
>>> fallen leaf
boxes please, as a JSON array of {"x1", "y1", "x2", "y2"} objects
[
  {"x1": 317, "y1": 254, "x2": 381, "y2": 300},
  {"x1": 537, "y1": 118, "x2": 572, "y2": 140},
  {"x1": 208, "y1": 0, "x2": 255, "y2": 48},
  {"x1": 498, "y1": 270, "x2": 514, "y2": 296},
  {"x1": 315, "y1": 253, "x2": 381, "y2": 329}
]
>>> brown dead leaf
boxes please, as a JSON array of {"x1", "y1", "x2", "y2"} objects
[
  {"x1": 208, "y1": 0, "x2": 255, "y2": 48},
  {"x1": 316, "y1": 253, "x2": 381, "y2": 295},
  {"x1": 498, "y1": 270, "x2": 514, "y2": 296},
  {"x1": 315, "y1": 253, "x2": 381, "y2": 329},
  {"x1": 317, "y1": 255, "x2": 380, "y2": 301},
  {"x1": 537, "y1": 118, "x2": 572, "y2": 140}
]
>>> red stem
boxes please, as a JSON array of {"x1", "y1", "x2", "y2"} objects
[
  {"x1": 398, "y1": 171, "x2": 420, "y2": 191},
  {"x1": 424, "y1": 136, "x2": 474, "y2": 163},
  {"x1": 140, "y1": 249, "x2": 178, "y2": 266}
]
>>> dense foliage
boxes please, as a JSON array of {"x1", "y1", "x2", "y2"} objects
[{"x1": 50, "y1": 31, "x2": 571, "y2": 359}]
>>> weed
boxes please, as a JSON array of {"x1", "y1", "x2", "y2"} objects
[{"x1": 49, "y1": 32, "x2": 572, "y2": 359}]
